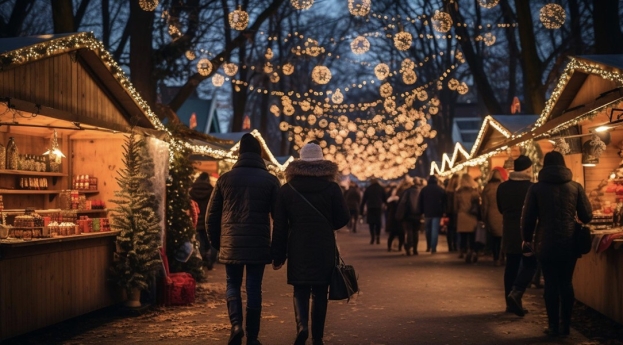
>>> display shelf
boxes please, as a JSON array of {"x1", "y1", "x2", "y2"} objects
[
  {"x1": 0, "y1": 170, "x2": 66, "y2": 177},
  {"x1": 78, "y1": 190, "x2": 99, "y2": 194},
  {"x1": 0, "y1": 189, "x2": 60, "y2": 195}
]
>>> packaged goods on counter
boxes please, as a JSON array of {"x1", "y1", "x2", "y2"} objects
[{"x1": 73, "y1": 175, "x2": 98, "y2": 190}]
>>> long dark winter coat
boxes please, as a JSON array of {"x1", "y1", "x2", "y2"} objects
[
  {"x1": 344, "y1": 186, "x2": 362, "y2": 211},
  {"x1": 481, "y1": 179, "x2": 503, "y2": 237},
  {"x1": 496, "y1": 171, "x2": 533, "y2": 254},
  {"x1": 360, "y1": 182, "x2": 387, "y2": 224},
  {"x1": 395, "y1": 185, "x2": 421, "y2": 222},
  {"x1": 522, "y1": 165, "x2": 592, "y2": 261},
  {"x1": 417, "y1": 183, "x2": 446, "y2": 218},
  {"x1": 190, "y1": 179, "x2": 213, "y2": 233},
  {"x1": 206, "y1": 152, "x2": 281, "y2": 265},
  {"x1": 271, "y1": 160, "x2": 350, "y2": 286}
]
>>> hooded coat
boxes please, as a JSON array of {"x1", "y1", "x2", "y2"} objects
[
  {"x1": 206, "y1": 152, "x2": 281, "y2": 265},
  {"x1": 189, "y1": 179, "x2": 213, "y2": 233},
  {"x1": 454, "y1": 186, "x2": 480, "y2": 233},
  {"x1": 271, "y1": 160, "x2": 350, "y2": 285},
  {"x1": 522, "y1": 165, "x2": 592, "y2": 261},
  {"x1": 496, "y1": 171, "x2": 533, "y2": 254}
]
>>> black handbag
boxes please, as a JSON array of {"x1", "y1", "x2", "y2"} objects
[{"x1": 574, "y1": 222, "x2": 592, "y2": 256}]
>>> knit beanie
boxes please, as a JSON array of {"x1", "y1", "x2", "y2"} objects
[
  {"x1": 299, "y1": 142, "x2": 324, "y2": 161},
  {"x1": 513, "y1": 155, "x2": 532, "y2": 172},
  {"x1": 239, "y1": 133, "x2": 261, "y2": 155},
  {"x1": 543, "y1": 151, "x2": 566, "y2": 167}
]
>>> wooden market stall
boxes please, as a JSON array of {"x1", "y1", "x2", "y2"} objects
[{"x1": 0, "y1": 33, "x2": 170, "y2": 340}]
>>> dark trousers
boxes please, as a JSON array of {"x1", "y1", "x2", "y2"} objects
[
  {"x1": 293, "y1": 284, "x2": 328, "y2": 341},
  {"x1": 369, "y1": 222, "x2": 381, "y2": 243},
  {"x1": 402, "y1": 220, "x2": 419, "y2": 254},
  {"x1": 387, "y1": 228, "x2": 404, "y2": 251},
  {"x1": 459, "y1": 232, "x2": 475, "y2": 252},
  {"x1": 541, "y1": 259, "x2": 578, "y2": 331},
  {"x1": 347, "y1": 209, "x2": 358, "y2": 233},
  {"x1": 513, "y1": 255, "x2": 537, "y2": 292},
  {"x1": 225, "y1": 264, "x2": 266, "y2": 309},
  {"x1": 446, "y1": 217, "x2": 457, "y2": 251},
  {"x1": 490, "y1": 236, "x2": 502, "y2": 261},
  {"x1": 504, "y1": 253, "x2": 522, "y2": 299}
]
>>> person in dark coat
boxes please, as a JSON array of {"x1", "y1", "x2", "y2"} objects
[
  {"x1": 417, "y1": 175, "x2": 446, "y2": 253},
  {"x1": 445, "y1": 174, "x2": 460, "y2": 252},
  {"x1": 360, "y1": 178, "x2": 387, "y2": 244},
  {"x1": 344, "y1": 182, "x2": 362, "y2": 233},
  {"x1": 395, "y1": 177, "x2": 422, "y2": 255},
  {"x1": 496, "y1": 155, "x2": 535, "y2": 316},
  {"x1": 206, "y1": 133, "x2": 281, "y2": 345},
  {"x1": 522, "y1": 151, "x2": 592, "y2": 337},
  {"x1": 190, "y1": 172, "x2": 216, "y2": 270},
  {"x1": 386, "y1": 183, "x2": 404, "y2": 252},
  {"x1": 271, "y1": 142, "x2": 350, "y2": 345}
]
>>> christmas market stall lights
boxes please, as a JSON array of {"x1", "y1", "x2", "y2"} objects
[{"x1": 0, "y1": 33, "x2": 172, "y2": 341}]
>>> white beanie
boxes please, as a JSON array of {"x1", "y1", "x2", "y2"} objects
[{"x1": 300, "y1": 143, "x2": 324, "y2": 161}]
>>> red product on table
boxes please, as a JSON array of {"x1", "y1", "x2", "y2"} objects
[{"x1": 158, "y1": 248, "x2": 195, "y2": 306}]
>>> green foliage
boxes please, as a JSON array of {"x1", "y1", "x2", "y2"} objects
[
  {"x1": 166, "y1": 146, "x2": 205, "y2": 281},
  {"x1": 110, "y1": 134, "x2": 162, "y2": 293}
]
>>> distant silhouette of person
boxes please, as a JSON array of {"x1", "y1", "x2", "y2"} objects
[
  {"x1": 360, "y1": 178, "x2": 387, "y2": 244},
  {"x1": 344, "y1": 182, "x2": 362, "y2": 233}
]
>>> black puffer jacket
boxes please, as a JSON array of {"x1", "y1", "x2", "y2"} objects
[
  {"x1": 522, "y1": 165, "x2": 592, "y2": 261},
  {"x1": 190, "y1": 180, "x2": 213, "y2": 233},
  {"x1": 206, "y1": 153, "x2": 281, "y2": 265},
  {"x1": 360, "y1": 182, "x2": 387, "y2": 223},
  {"x1": 496, "y1": 171, "x2": 533, "y2": 254},
  {"x1": 271, "y1": 160, "x2": 350, "y2": 285},
  {"x1": 417, "y1": 183, "x2": 446, "y2": 218}
]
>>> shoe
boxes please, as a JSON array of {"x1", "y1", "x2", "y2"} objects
[
  {"x1": 246, "y1": 307, "x2": 262, "y2": 345},
  {"x1": 506, "y1": 290, "x2": 525, "y2": 317},
  {"x1": 247, "y1": 340, "x2": 262, "y2": 345},
  {"x1": 426, "y1": 248, "x2": 431, "y2": 252},
  {"x1": 312, "y1": 340, "x2": 324, "y2": 345},
  {"x1": 458, "y1": 252, "x2": 464, "y2": 259},
  {"x1": 413, "y1": 251, "x2": 418, "y2": 255},
  {"x1": 228, "y1": 325, "x2": 244, "y2": 345},
  {"x1": 543, "y1": 327, "x2": 559, "y2": 337}
]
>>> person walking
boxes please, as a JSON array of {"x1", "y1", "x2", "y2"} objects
[
  {"x1": 522, "y1": 151, "x2": 592, "y2": 337},
  {"x1": 417, "y1": 175, "x2": 446, "y2": 253},
  {"x1": 271, "y1": 142, "x2": 350, "y2": 345},
  {"x1": 496, "y1": 156, "x2": 535, "y2": 316},
  {"x1": 396, "y1": 177, "x2": 421, "y2": 255},
  {"x1": 481, "y1": 167, "x2": 506, "y2": 265},
  {"x1": 445, "y1": 174, "x2": 460, "y2": 252},
  {"x1": 206, "y1": 133, "x2": 281, "y2": 345},
  {"x1": 360, "y1": 178, "x2": 387, "y2": 244},
  {"x1": 455, "y1": 174, "x2": 480, "y2": 263},
  {"x1": 190, "y1": 172, "x2": 216, "y2": 270},
  {"x1": 386, "y1": 183, "x2": 405, "y2": 252},
  {"x1": 344, "y1": 182, "x2": 362, "y2": 233}
]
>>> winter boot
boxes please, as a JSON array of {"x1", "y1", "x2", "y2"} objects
[
  {"x1": 311, "y1": 293, "x2": 328, "y2": 345},
  {"x1": 293, "y1": 295, "x2": 309, "y2": 345},
  {"x1": 245, "y1": 307, "x2": 262, "y2": 345},
  {"x1": 506, "y1": 289, "x2": 525, "y2": 317},
  {"x1": 227, "y1": 299, "x2": 244, "y2": 345}
]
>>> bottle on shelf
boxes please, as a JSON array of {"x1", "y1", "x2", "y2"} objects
[{"x1": 6, "y1": 137, "x2": 18, "y2": 170}]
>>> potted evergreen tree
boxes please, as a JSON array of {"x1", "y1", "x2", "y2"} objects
[{"x1": 110, "y1": 133, "x2": 162, "y2": 307}]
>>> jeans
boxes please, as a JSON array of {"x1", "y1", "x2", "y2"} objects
[
  {"x1": 369, "y1": 222, "x2": 381, "y2": 243},
  {"x1": 425, "y1": 217, "x2": 441, "y2": 253},
  {"x1": 541, "y1": 259, "x2": 578, "y2": 331},
  {"x1": 225, "y1": 264, "x2": 266, "y2": 309},
  {"x1": 402, "y1": 220, "x2": 419, "y2": 254}
]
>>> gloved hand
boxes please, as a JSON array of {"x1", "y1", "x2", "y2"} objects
[{"x1": 521, "y1": 241, "x2": 533, "y2": 256}]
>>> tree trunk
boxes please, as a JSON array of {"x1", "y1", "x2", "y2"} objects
[
  {"x1": 0, "y1": 0, "x2": 35, "y2": 37},
  {"x1": 499, "y1": 0, "x2": 519, "y2": 108},
  {"x1": 568, "y1": 0, "x2": 583, "y2": 55},
  {"x1": 231, "y1": 45, "x2": 248, "y2": 132},
  {"x1": 593, "y1": 0, "x2": 623, "y2": 54},
  {"x1": 51, "y1": 0, "x2": 75, "y2": 33},
  {"x1": 514, "y1": 0, "x2": 546, "y2": 115},
  {"x1": 129, "y1": 0, "x2": 156, "y2": 108},
  {"x1": 101, "y1": 0, "x2": 110, "y2": 47}
]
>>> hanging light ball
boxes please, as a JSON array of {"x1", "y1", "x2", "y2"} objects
[
  {"x1": 332, "y1": 89, "x2": 344, "y2": 104},
  {"x1": 380, "y1": 83, "x2": 393, "y2": 98},
  {"x1": 374, "y1": 63, "x2": 390, "y2": 80},
  {"x1": 290, "y1": 0, "x2": 314, "y2": 10},
  {"x1": 197, "y1": 58, "x2": 213, "y2": 76},
  {"x1": 401, "y1": 58, "x2": 415, "y2": 71},
  {"x1": 319, "y1": 119, "x2": 329, "y2": 128},
  {"x1": 417, "y1": 89, "x2": 428, "y2": 101},
  {"x1": 185, "y1": 50, "x2": 196, "y2": 61},
  {"x1": 299, "y1": 100, "x2": 311, "y2": 111},
  {"x1": 348, "y1": 0, "x2": 371, "y2": 16},
  {"x1": 314, "y1": 105, "x2": 324, "y2": 116},
  {"x1": 282, "y1": 62, "x2": 295, "y2": 75},
  {"x1": 270, "y1": 105, "x2": 280, "y2": 117},
  {"x1": 270, "y1": 72, "x2": 280, "y2": 83},
  {"x1": 280, "y1": 121, "x2": 290, "y2": 131},
  {"x1": 402, "y1": 70, "x2": 417, "y2": 85},
  {"x1": 477, "y1": 0, "x2": 499, "y2": 8},
  {"x1": 264, "y1": 62, "x2": 274, "y2": 74},
  {"x1": 483, "y1": 32, "x2": 496, "y2": 46},
  {"x1": 265, "y1": 48, "x2": 274, "y2": 59},
  {"x1": 447, "y1": 78, "x2": 459, "y2": 90},
  {"x1": 540, "y1": 3, "x2": 566, "y2": 29},
  {"x1": 393, "y1": 31, "x2": 412, "y2": 51},
  {"x1": 350, "y1": 36, "x2": 370, "y2": 55},
  {"x1": 223, "y1": 62, "x2": 238, "y2": 76},
  {"x1": 457, "y1": 82, "x2": 469, "y2": 95},
  {"x1": 228, "y1": 6, "x2": 249, "y2": 31},
  {"x1": 212, "y1": 73, "x2": 225, "y2": 87},
  {"x1": 307, "y1": 114, "x2": 317, "y2": 125},
  {"x1": 432, "y1": 10, "x2": 453, "y2": 33},
  {"x1": 139, "y1": 0, "x2": 159, "y2": 11},
  {"x1": 284, "y1": 105, "x2": 295, "y2": 116},
  {"x1": 311, "y1": 65, "x2": 332, "y2": 84}
]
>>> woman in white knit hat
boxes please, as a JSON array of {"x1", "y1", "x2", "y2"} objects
[{"x1": 271, "y1": 141, "x2": 350, "y2": 345}]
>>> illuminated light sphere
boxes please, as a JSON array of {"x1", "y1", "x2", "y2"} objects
[
  {"x1": 284, "y1": 106, "x2": 295, "y2": 116},
  {"x1": 139, "y1": 0, "x2": 159, "y2": 11},
  {"x1": 366, "y1": 127, "x2": 376, "y2": 137},
  {"x1": 417, "y1": 89, "x2": 428, "y2": 101},
  {"x1": 270, "y1": 72, "x2": 280, "y2": 83},
  {"x1": 402, "y1": 70, "x2": 417, "y2": 85},
  {"x1": 197, "y1": 58, "x2": 213, "y2": 76},
  {"x1": 384, "y1": 98, "x2": 396, "y2": 112},
  {"x1": 379, "y1": 83, "x2": 393, "y2": 98},
  {"x1": 282, "y1": 62, "x2": 295, "y2": 75},
  {"x1": 348, "y1": 0, "x2": 371, "y2": 16},
  {"x1": 431, "y1": 97, "x2": 440, "y2": 106},
  {"x1": 212, "y1": 73, "x2": 225, "y2": 87},
  {"x1": 319, "y1": 119, "x2": 328, "y2": 128},
  {"x1": 168, "y1": 24, "x2": 181, "y2": 38},
  {"x1": 483, "y1": 32, "x2": 496, "y2": 46},
  {"x1": 350, "y1": 36, "x2": 370, "y2": 54},
  {"x1": 307, "y1": 114, "x2": 317, "y2": 125},
  {"x1": 304, "y1": 39, "x2": 324, "y2": 57},
  {"x1": 477, "y1": 0, "x2": 499, "y2": 8},
  {"x1": 429, "y1": 130, "x2": 437, "y2": 138},
  {"x1": 429, "y1": 106, "x2": 439, "y2": 115},
  {"x1": 293, "y1": 126, "x2": 303, "y2": 134},
  {"x1": 314, "y1": 105, "x2": 324, "y2": 115},
  {"x1": 223, "y1": 62, "x2": 238, "y2": 76},
  {"x1": 457, "y1": 82, "x2": 469, "y2": 95},
  {"x1": 228, "y1": 6, "x2": 249, "y2": 31},
  {"x1": 374, "y1": 63, "x2": 390, "y2": 80},
  {"x1": 385, "y1": 125, "x2": 395, "y2": 135},
  {"x1": 432, "y1": 10, "x2": 453, "y2": 33},
  {"x1": 299, "y1": 100, "x2": 311, "y2": 111},
  {"x1": 311, "y1": 65, "x2": 332, "y2": 84},
  {"x1": 540, "y1": 3, "x2": 566, "y2": 29},
  {"x1": 401, "y1": 58, "x2": 415, "y2": 71},
  {"x1": 448, "y1": 78, "x2": 460, "y2": 90},
  {"x1": 270, "y1": 105, "x2": 280, "y2": 116},
  {"x1": 332, "y1": 89, "x2": 344, "y2": 104},
  {"x1": 264, "y1": 62, "x2": 274, "y2": 74},
  {"x1": 393, "y1": 31, "x2": 412, "y2": 51},
  {"x1": 338, "y1": 115, "x2": 349, "y2": 126},
  {"x1": 265, "y1": 48, "x2": 274, "y2": 59},
  {"x1": 279, "y1": 121, "x2": 289, "y2": 131},
  {"x1": 291, "y1": 0, "x2": 314, "y2": 10},
  {"x1": 185, "y1": 50, "x2": 196, "y2": 61},
  {"x1": 437, "y1": 80, "x2": 443, "y2": 90}
]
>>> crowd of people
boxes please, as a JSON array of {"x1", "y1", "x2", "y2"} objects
[{"x1": 186, "y1": 134, "x2": 592, "y2": 344}]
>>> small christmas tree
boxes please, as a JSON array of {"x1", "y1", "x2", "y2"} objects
[
  {"x1": 166, "y1": 146, "x2": 204, "y2": 281},
  {"x1": 110, "y1": 133, "x2": 162, "y2": 296}
]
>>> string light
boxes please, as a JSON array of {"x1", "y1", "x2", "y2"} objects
[
  {"x1": 402, "y1": 70, "x2": 417, "y2": 85},
  {"x1": 374, "y1": 63, "x2": 390, "y2": 80},
  {"x1": 331, "y1": 89, "x2": 344, "y2": 104},
  {"x1": 197, "y1": 58, "x2": 212, "y2": 76},
  {"x1": 393, "y1": 31, "x2": 412, "y2": 51},
  {"x1": 265, "y1": 48, "x2": 274, "y2": 59},
  {"x1": 228, "y1": 6, "x2": 249, "y2": 31},
  {"x1": 350, "y1": 36, "x2": 370, "y2": 54},
  {"x1": 379, "y1": 83, "x2": 393, "y2": 98},
  {"x1": 477, "y1": 0, "x2": 499, "y2": 8},
  {"x1": 311, "y1": 65, "x2": 332, "y2": 84},
  {"x1": 540, "y1": 3, "x2": 566, "y2": 29},
  {"x1": 282, "y1": 62, "x2": 295, "y2": 75},
  {"x1": 185, "y1": 50, "x2": 196, "y2": 61},
  {"x1": 223, "y1": 62, "x2": 238, "y2": 76}
]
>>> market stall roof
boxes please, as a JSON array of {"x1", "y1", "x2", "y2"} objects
[{"x1": 0, "y1": 32, "x2": 168, "y2": 137}]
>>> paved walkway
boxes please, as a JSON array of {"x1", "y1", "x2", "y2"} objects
[{"x1": 7, "y1": 225, "x2": 596, "y2": 345}]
